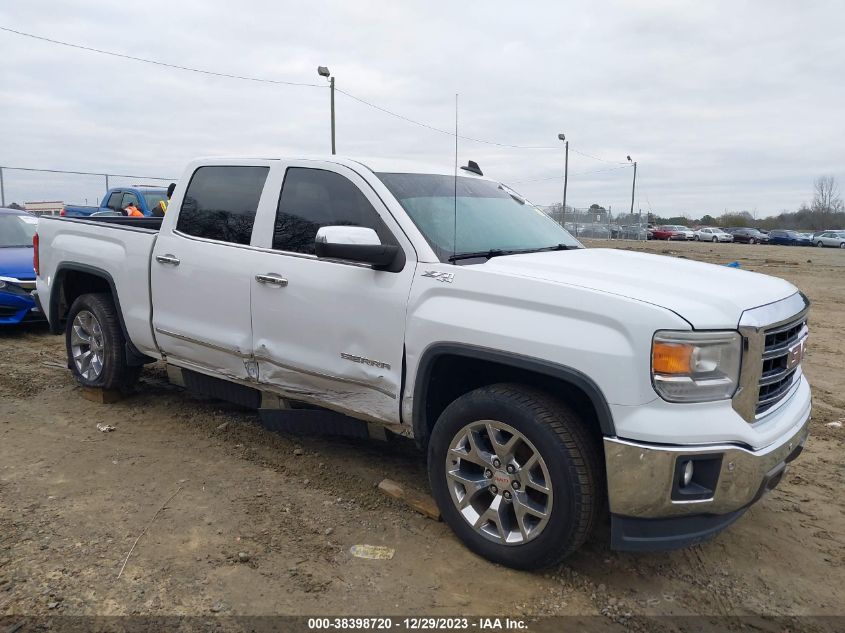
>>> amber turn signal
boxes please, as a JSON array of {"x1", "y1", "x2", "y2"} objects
[{"x1": 652, "y1": 342, "x2": 693, "y2": 375}]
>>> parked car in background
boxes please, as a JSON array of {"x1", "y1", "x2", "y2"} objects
[
  {"x1": 578, "y1": 223, "x2": 610, "y2": 239},
  {"x1": 652, "y1": 225, "x2": 690, "y2": 240},
  {"x1": 621, "y1": 225, "x2": 648, "y2": 240},
  {"x1": 768, "y1": 230, "x2": 812, "y2": 247},
  {"x1": 729, "y1": 228, "x2": 769, "y2": 244},
  {"x1": 813, "y1": 230, "x2": 845, "y2": 248},
  {"x1": 0, "y1": 208, "x2": 41, "y2": 325},
  {"x1": 694, "y1": 227, "x2": 733, "y2": 243},
  {"x1": 62, "y1": 186, "x2": 169, "y2": 218}
]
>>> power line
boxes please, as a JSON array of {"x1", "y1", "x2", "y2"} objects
[
  {"x1": 509, "y1": 165, "x2": 630, "y2": 184},
  {"x1": 1, "y1": 25, "x2": 629, "y2": 163},
  {"x1": 0, "y1": 26, "x2": 325, "y2": 88},
  {"x1": 2, "y1": 166, "x2": 176, "y2": 180}
]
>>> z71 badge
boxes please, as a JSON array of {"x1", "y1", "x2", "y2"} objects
[{"x1": 421, "y1": 270, "x2": 455, "y2": 283}]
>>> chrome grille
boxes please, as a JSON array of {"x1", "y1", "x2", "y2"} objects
[{"x1": 755, "y1": 315, "x2": 807, "y2": 416}]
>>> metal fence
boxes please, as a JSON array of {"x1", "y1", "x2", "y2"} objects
[
  {"x1": 544, "y1": 205, "x2": 650, "y2": 241},
  {"x1": 0, "y1": 165, "x2": 175, "y2": 214}
]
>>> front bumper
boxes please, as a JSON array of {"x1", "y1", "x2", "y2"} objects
[
  {"x1": 605, "y1": 408, "x2": 810, "y2": 518},
  {"x1": 0, "y1": 290, "x2": 42, "y2": 325}
]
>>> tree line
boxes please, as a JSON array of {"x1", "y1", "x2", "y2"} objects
[{"x1": 653, "y1": 175, "x2": 844, "y2": 230}]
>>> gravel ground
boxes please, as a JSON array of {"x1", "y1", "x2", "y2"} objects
[{"x1": 1, "y1": 239, "x2": 843, "y2": 630}]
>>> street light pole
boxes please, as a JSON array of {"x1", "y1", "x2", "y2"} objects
[
  {"x1": 627, "y1": 155, "x2": 638, "y2": 240},
  {"x1": 318, "y1": 66, "x2": 336, "y2": 155},
  {"x1": 558, "y1": 133, "x2": 571, "y2": 236}
]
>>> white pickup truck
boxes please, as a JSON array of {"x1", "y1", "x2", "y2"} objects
[{"x1": 34, "y1": 157, "x2": 811, "y2": 569}]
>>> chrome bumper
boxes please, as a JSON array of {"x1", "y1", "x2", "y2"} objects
[{"x1": 604, "y1": 406, "x2": 811, "y2": 518}]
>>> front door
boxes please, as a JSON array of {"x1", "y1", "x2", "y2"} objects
[
  {"x1": 151, "y1": 164, "x2": 271, "y2": 380},
  {"x1": 248, "y1": 162, "x2": 415, "y2": 424}
]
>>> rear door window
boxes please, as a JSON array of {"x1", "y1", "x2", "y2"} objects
[
  {"x1": 176, "y1": 166, "x2": 270, "y2": 245},
  {"x1": 106, "y1": 192, "x2": 123, "y2": 211},
  {"x1": 121, "y1": 192, "x2": 140, "y2": 208}
]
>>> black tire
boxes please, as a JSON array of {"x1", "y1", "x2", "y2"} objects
[
  {"x1": 749, "y1": 238, "x2": 757, "y2": 244},
  {"x1": 712, "y1": 237, "x2": 718, "y2": 243},
  {"x1": 428, "y1": 384, "x2": 602, "y2": 570},
  {"x1": 65, "y1": 293, "x2": 141, "y2": 390},
  {"x1": 840, "y1": 242, "x2": 845, "y2": 249}
]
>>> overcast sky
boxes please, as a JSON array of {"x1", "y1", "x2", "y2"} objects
[{"x1": 1, "y1": 0, "x2": 844, "y2": 217}]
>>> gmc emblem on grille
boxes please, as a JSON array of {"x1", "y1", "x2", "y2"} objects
[{"x1": 786, "y1": 339, "x2": 806, "y2": 370}]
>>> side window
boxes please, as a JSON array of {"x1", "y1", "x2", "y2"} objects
[
  {"x1": 176, "y1": 166, "x2": 269, "y2": 245},
  {"x1": 272, "y1": 168, "x2": 391, "y2": 254},
  {"x1": 106, "y1": 192, "x2": 123, "y2": 210},
  {"x1": 121, "y1": 192, "x2": 140, "y2": 208}
]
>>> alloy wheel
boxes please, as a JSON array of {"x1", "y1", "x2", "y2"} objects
[
  {"x1": 70, "y1": 310, "x2": 105, "y2": 381},
  {"x1": 445, "y1": 420, "x2": 553, "y2": 546}
]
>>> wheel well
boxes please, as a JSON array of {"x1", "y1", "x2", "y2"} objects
[
  {"x1": 52, "y1": 266, "x2": 154, "y2": 366},
  {"x1": 55, "y1": 270, "x2": 111, "y2": 326},
  {"x1": 415, "y1": 351, "x2": 611, "y2": 450}
]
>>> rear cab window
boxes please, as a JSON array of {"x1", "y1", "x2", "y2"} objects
[{"x1": 176, "y1": 166, "x2": 270, "y2": 245}]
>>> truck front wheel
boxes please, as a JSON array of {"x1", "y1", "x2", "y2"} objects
[
  {"x1": 428, "y1": 384, "x2": 602, "y2": 569},
  {"x1": 65, "y1": 293, "x2": 140, "y2": 390}
]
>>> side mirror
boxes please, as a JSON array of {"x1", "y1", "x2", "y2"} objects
[{"x1": 314, "y1": 226, "x2": 399, "y2": 268}]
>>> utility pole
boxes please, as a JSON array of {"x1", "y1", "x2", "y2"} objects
[
  {"x1": 627, "y1": 156, "x2": 637, "y2": 217},
  {"x1": 558, "y1": 134, "x2": 571, "y2": 235},
  {"x1": 0, "y1": 166, "x2": 5, "y2": 207},
  {"x1": 318, "y1": 66, "x2": 336, "y2": 154},
  {"x1": 105, "y1": 173, "x2": 109, "y2": 193}
]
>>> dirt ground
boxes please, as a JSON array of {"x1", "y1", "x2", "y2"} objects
[{"x1": 1, "y1": 240, "x2": 843, "y2": 629}]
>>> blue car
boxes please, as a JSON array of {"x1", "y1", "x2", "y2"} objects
[
  {"x1": 767, "y1": 229, "x2": 813, "y2": 246},
  {"x1": 0, "y1": 208, "x2": 42, "y2": 324}
]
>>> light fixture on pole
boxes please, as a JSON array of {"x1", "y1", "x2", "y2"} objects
[
  {"x1": 558, "y1": 133, "x2": 571, "y2": 236},
  {"x1": 317, "y1": 66, "x2": 335, "y2": 155},
  {"x1": 628, "y1": 155, "x2": 639, "y2": 239}
]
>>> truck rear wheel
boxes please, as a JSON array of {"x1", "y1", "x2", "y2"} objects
[
  {"x1": 428, "y1": 384, "x2": 601, "y2": 569},
  {"x1": 65, "y1": 293, "x2": 140, "y2": 390}
]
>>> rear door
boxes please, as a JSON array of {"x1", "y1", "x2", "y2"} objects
[
  {"x1": 248, "y1": 162, "x2": 415, "y2": 424},
  {"x1": 151, "y1": 163, "x2": 271, "y2": 380}
]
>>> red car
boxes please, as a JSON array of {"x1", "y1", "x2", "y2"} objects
[{"x1": 651, "y1": 225, "x2": 688, "y2": 241}]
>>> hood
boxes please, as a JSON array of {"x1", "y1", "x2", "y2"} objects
[
  {"x1": 0, "y1": 247, "x2": 36, "y2": 281},
  {"x1": 482, "y1": 248, "x2": 798, "y2": 329}
]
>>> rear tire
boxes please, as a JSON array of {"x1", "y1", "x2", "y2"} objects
[
  {"x1": 65, "y1": 293, "x2": 141, "y2": 390},
  {"x1": 428, "y1": 384, "x2": 602, "y2": 570},
  {"x1": 749, "y1": 238, "x2": 757, "y2": 244},
  {"x1": 816, "y1": 241, "x2": 824, "y2": 248},
  {"x1": 840, "y1": 243, "x2": 845, "y2": 249},
  {"x1": 712, "y1": 237, "x2": 718, "y2": 243}
]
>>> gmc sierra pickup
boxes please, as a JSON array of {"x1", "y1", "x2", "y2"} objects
[{"x1": 34, "y1": 157, "x2": 811, "y2": 569}]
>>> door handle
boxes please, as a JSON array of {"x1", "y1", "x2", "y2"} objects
[
  {"x1": 155, "y1": 254, "x2": 180, "y2": 266},
  {"x1": 255, "y1": 273, "x2": 288, "y2": 287}
]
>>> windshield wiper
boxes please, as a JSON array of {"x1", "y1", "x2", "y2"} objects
[
  {"x1": 447, "y1": 249, "x2": 507, "y2": 262},
  {"x1": 447, "y1": 244, "x2": 577, "y2": 262}
]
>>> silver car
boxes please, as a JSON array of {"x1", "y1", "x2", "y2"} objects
[
  {"x1": 695, "y1": 227, "x2": 734, "y2": 242},
  {"x1": 813, "y1": 230, "x2": 845, "y2": 248}
]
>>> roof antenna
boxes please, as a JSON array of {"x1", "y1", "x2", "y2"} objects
[{"x1": 453, "y1": 93, "x2": 458, "y2": 265}]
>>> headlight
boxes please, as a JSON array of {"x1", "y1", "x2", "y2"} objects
[{"x1": 651, "y1": 330, "x2": 742, "y2": 402}]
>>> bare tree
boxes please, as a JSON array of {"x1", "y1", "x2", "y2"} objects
[{"x1": 812, "y1": 175, "x2": 844, "y2": 214}]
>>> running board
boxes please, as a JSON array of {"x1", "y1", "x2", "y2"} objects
[{"x1": 258, "y1": 408, "x2": 374, "y2": 439}]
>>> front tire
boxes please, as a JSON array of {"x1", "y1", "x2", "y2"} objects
[
  {"x1": 65, "y1": 293, "x2": 141, "y2": 390},
  {"x1": 428, "y1": 384, "x2": 601, "y2": 570},
  {"x1": 816, "y1": 241, "x2": 824, "y2": 248}
]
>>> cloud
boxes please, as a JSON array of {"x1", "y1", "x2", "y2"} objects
[{"x1": 1, "y1": 0, "x2": 843, "y2": 216}]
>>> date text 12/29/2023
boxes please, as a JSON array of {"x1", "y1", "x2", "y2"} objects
[{"x1": 307, "y1": 617, "x2": 528, "y2": 630}]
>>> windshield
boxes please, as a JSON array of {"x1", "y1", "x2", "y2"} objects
[
  {"x1": 377, "y1": 173, "x2": 582, "y2": 262},
  {"x1": 142, "y1": 192, "x2": 167, "y2": 209},
  {"x1": 0, "y1": 214, "x2": 37, "y2": 247}
]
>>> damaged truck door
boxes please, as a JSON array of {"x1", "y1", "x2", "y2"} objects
[{"x1": 247, "y1": 163, "x2": 413, "y2": 424}]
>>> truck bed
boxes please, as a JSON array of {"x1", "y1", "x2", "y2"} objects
[{"x1": 36, "y1": 214, "x2": 161, "y2": 355}]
